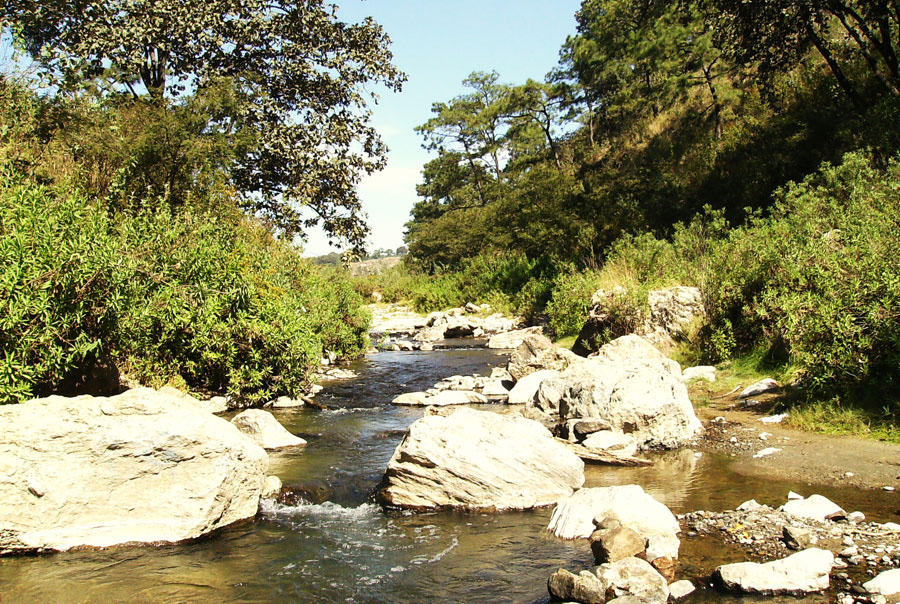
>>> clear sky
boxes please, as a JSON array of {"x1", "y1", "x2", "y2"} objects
[{"x1": 302, "y1": 0, "x2": 584, "y2": 256}]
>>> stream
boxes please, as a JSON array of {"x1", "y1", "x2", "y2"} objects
[{"x1": 1, "y1": 348, "x2": 897, "y2": 603}]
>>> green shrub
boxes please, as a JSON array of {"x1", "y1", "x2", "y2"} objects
[
  {"x1": 0, "y1": 172, "x2": 119, "y2": 402},
  {"x1": 0, "y1": 171, "x2": 368, "y2": 405}
]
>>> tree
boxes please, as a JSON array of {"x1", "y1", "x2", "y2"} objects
[
  {"x1": 713, "y1": 0, "x2": 900, "y2": 108},
  {"x1": 1, "y1": 0, "x2": 405, "y2": 255}
]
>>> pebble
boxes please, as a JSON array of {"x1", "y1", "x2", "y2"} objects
[{"x1": 883, "y1": 486, "x2": 896, "y2": 492}]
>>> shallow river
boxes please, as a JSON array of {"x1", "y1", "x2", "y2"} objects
[{"x1": 2, "y1": 349, "x2": 897, "y2": 603}]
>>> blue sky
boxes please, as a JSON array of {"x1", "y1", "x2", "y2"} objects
[{"x1": 303, "y1": 0, "x2": 584, "y2": 256}]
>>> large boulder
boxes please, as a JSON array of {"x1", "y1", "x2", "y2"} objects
[
  {"x1": 0, "y1": 388, "x2": 268, "y2": 554},
  {"x1": 574, "y1": 286, "x2": 702, "y2": 355},
  {"x1": 556, "y1": 352, "x2": 701, "y2": 450},
  {"x1": 507, "y1": 334, "x2": 581, "y2": 380},
  {"x1": 231, "y1": 409, "x2": 306, "y2": 449},
  {"x1": 377, "y1": 407, "x2": 584, "y2": 511},
  {"x1": 547, "y1": 486, "x2": 680, "y2": 560},
  {"x1": 713, "y1": 548, "x2": 834, "y2": 595}
]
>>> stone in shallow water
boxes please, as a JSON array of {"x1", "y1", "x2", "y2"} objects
[
  {"x1": 377, "y1": 407, "x2": 584, "y2": 511},
  {"x1": 864, "y1": 569, "x2": 900, "y2": 596},
  {"x1": 231, "y1": 409, "x2": 306, "y2": 449},
  {"x1": 547, "y1": 485, "x2": 680, "y2": 561}
]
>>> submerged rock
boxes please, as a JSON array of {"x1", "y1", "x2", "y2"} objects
[
  {"x1": 377, "y1": 407, "x2": 584, "y2": 511},
  {"x1": 0, "y1": 387, "x2": 268, "y2": 554},
  {"x1": 713, "y1": 548, "x2": 834, "y2": 595},
  {"x1": 231, "y1": 409, "x2": 306, "y2": 449}
]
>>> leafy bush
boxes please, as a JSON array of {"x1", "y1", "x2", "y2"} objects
[{"x1": 0, "y1": 171, "x2": 368, "y2": 405}]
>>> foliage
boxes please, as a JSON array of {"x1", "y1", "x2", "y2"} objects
[
  {"x1": 0, "y1": 168, "x2": 368, "y2": 405},
  {"x1": 1, "y1": 0, "x2": 405, "y2": 254}
]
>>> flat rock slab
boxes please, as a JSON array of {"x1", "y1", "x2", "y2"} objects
[
  {"x1": 714, "y1": 548, "x2": 834, "y2": 595},
  {"x1": 0, "y1": 388, "x2": 268, "y2": 554},
  {"x1": 377, "y1": 407, "x2": 584, "y2": 511},
  {"x1": 231, "y1": 409, "x2": 306, "y2": 449}
]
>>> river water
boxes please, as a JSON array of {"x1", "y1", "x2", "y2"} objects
[{"x1": 1, "y1": 348, "x2": 897, "y2": 603}]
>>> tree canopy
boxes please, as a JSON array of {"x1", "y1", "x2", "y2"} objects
[{"x1": 1, "y1": 0, "x2": 405, "y2": 254}]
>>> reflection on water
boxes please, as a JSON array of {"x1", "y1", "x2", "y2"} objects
[{"x1": 0, "y1": 349, "x2": 896, "y2": 603}]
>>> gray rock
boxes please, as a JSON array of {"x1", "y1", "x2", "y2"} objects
[
  {"x1": 783, "y1": 525, "x2": 813, "y2": 550},
  {"x1": 557, "y1": 350, "x2": 702, "y2": 450},
  {"x1": 231, "y1": 409, "x2": 306, "y2": 449},
  {"x1": 573, "y1": 419, "x2": 614, "y2": 440},
  {"x1": 378, "y1": 407, "x2": 584, "y2": 510},
  {"x1": 547, "y1": 568, "x2": 608, "y2": 604},
  {"x1": 591, "y1": 525, "x2": 646, "y2": 563},
  {"x1": 506, "y1": 333, "x2": 580, "y2": 379},
  {"x1": 864, "y1": 569, "x2": 900, "y2": 596},
  {"x1": 714, "y1": 548, "x2": 834, "y2": 595},
  {"x1": 0, "y1": 388, "x2": 267, "y2": 553},
  {"x1": 597, "y1": 556, "x2": 669, "y2": 604}
]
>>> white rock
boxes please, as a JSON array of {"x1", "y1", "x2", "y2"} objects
[
  {"x1": 377, "y1": 408, "x2": 584, "y2": 510},
  {"x1": 740, "y1": 378, "x2": 778, "y2": 398},
  {"x1": 391, "y1": 392, "x2": 431, "y2": 406},
  {"x1": 737, "y1": 499, "x2": 763, "y2": 512},
  {"x1": 714, "y1": 548, "x2": 834, "y2": 594},
  {"x1": 787, "y1": 490, "x2": 804, "y2": 500},
  {"x1": 508, "y1": 370, "x2": 560, "y2": 405},
  {"x1": 581, "y1": 431, "x2": 638, "y2": 458},
  {"x1": 506, "y1": 334, "x2": 581, "y2": 380},
  {"x1": 490, "y1": 367, "x2": 514, "y2": 381},
  {"x1": 865, "y1": 569, "x2": 900, "y2": 596},
  {"x1": 753, "y1": 447, "x2": 781, "y2": 458},
  {"x1": 848, "y1": 511, "x2": 866, "y2": 522},
  {"x1": 548, "y1": 486, "x2": 680, "y2": 560},
  {"x1": 681, "y1": 366, "x2": 716, "y2": 382},
  {"x1": 231, "y1": 409, "x2": 306, "y2": 449},
  {"x1": 0, "y1": 388, "x2": 268, "y2": 553},
  {"x1": 486, "y1": 326, "x2": 543, "y2": 349},
  {"x1": 430, "y1": 390, "x2": 488, "y2": 406},
  {"x1": 759, "y1": 413, "x2": 788, "y2": 424},
  {"x1": 591, "y1": 335, "x2": 682, "y2": 377},
  {"x1": 668, "y1": 579, "x2": 696, "y2": 600},
  {"x1": 481, "y1": 379, "x2": 510, "y2": 400},
  {"x1": 261, "y1": 476, "x2": 282, "y2": 499},
  {"x1": 779, "y1": 494, "x2": 846, "y2": 522},
  {"x1": 271, "y1": 396, "x2": 305, "y2": 409}
]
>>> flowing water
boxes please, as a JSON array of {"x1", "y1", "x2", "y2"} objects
[{"x1": 2, "y1": 348, "x2": 898, "y2": 603}]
